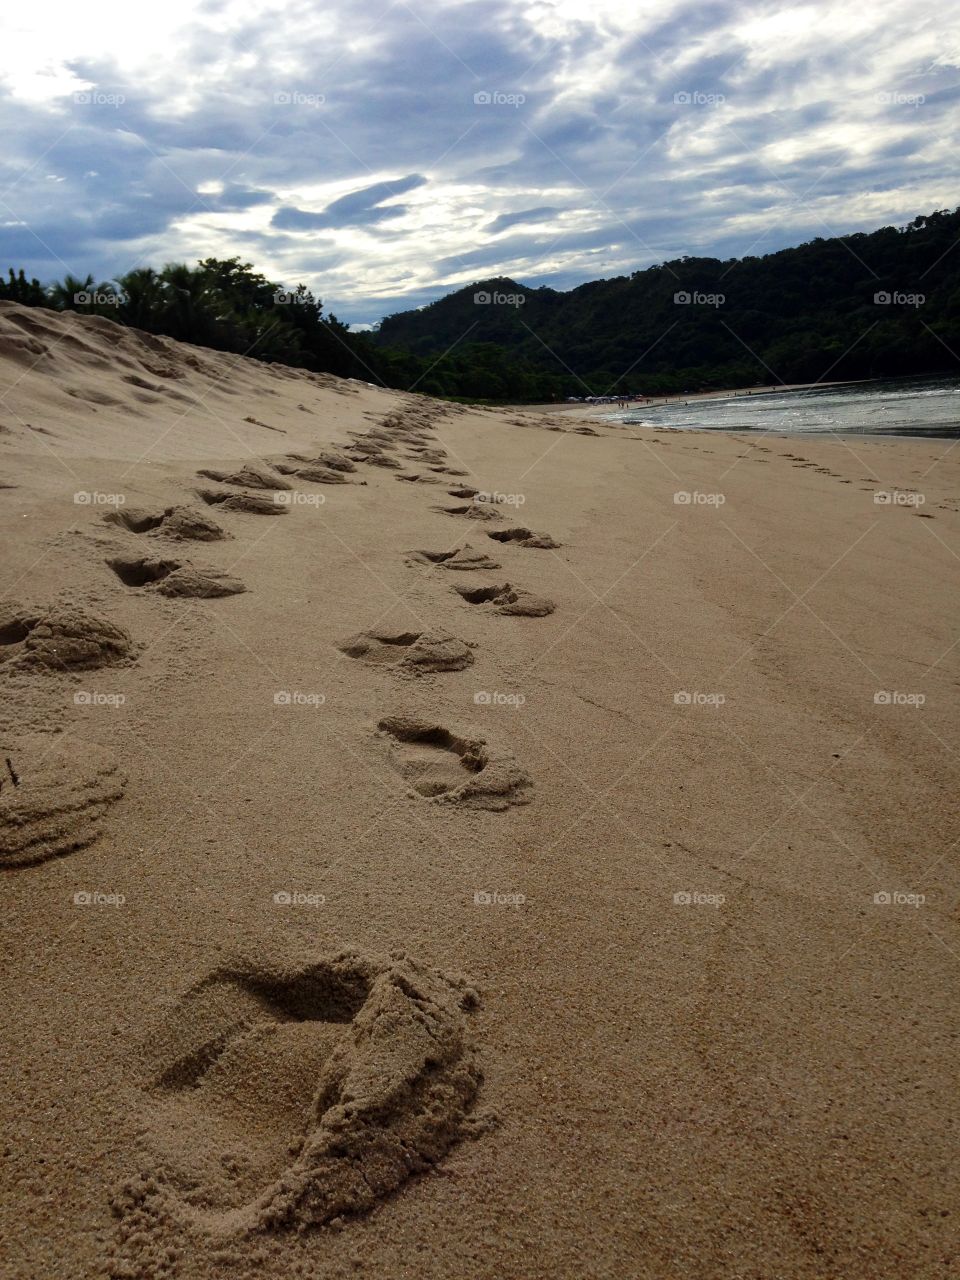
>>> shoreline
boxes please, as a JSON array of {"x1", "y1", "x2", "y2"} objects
[
  {"x1": 504, "y1": 379, "x2": 869, "y2": 416},
  {"x1": 622, "y1": 425, "x2": 960, "y2": 443}
]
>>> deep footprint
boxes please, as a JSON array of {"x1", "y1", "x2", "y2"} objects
[
  {"x1": 112, "y1": 952, "x2": 481, "y2": 1248},
  {"x1": 337, "y1": 628, "x2": 474, "y2": 673},
  {"x1": 274, "y1": 463, "x2": 354, "y2": 484},
  {"x1": 196, "y1": 488, "x2": 287, "y2": 516},
  {"x1": 453, "y1": 583, "x2": 555, "y2": 616},
  {"x1": 378, "y1": 715, "x2": 531, "y2": 809},
  {"x1": 408, "y1": 543, "x2": 501, "y2": 571},
  {"x1": 434, "y1": 504, "x2": 504, "y2": 522},
  {"x1": 196, "y1": 464, "x2": 290, "y2": 491},
  {"x1": 487, "y1": 527, "x2": 560, "y2": 549},
  {"x1": 106, "y1": 556, "x2": 245, "y2": 598},
  {"x1": 280, "y1": 451, "x2": 356, "y2": 473},
  {"x1": 104, "y1": 505, "x2": 228, "y2": 541},
  {"x1": 0, "y1": 603, "x2": 136, "y2": 671}
]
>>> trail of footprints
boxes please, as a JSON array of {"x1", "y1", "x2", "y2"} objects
[
  {"x1": 2, "y1": 399, "x2": 560, "y2": 860},
  {"x1": 2, "y1": 390, "x2": 565, "y2": 1251},
  {"x1": 41, "y1": 386, "x2": 957, "y2": 1252},
  {"x1": 321, "y1": 401, "x2": 562, "y2": 809}
]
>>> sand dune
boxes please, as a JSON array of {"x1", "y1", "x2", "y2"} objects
[{"x1": 1, "y1": 301, "x2": 958, "y2": 1279}]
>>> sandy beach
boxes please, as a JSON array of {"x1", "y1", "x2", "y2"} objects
[{"x1": 1, "y1": 301, "x2": 958, "y2": 1280}]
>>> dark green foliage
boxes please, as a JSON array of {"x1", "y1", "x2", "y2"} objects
[
  {"x1": 0, "y1": 268, "x2": 47, "y2": 306},
  {"x1": 376, "y1": 208, "x2": 960, "y2": 397},
  {"x1": 0, "y1": 257, "x2": 378, "y2": 384},
  {"x1": 3, "y1": 208, "x2": 959, "y2": 402}
]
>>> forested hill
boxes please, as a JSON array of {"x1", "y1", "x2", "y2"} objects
[{"x1": 374, "y1": 208, "x2": 960, "y2": 397}]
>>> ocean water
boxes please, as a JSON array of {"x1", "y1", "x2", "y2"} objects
[{"x1": 608, "y1": 375, "x2": 960, "y2": 437}]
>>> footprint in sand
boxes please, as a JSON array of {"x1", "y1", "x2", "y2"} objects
[
  {"x1": 354, "y1": 450, "x2": 404, "y2": 469},
  {"x1": 344, "y1": 437, "x2": 404, "y2": 468},
  {"x1": 106, "y1": 556, "x2": 246, "y2": 598},
  {"x1": 103, "y1": 505, "x2": 228, "y2": 541},
  {"x1": 273, "y1": 463, "x2": 358, "y2": 485},
  {"x1": 196, "y1": 488, "x2": 287, "y2": 516},
  {"x1": 407, "y1": 544, "x2": 502, "y2": 571},
  {"x1": 0, "y1": 734, "x2": 126, "y2": 866},
  {"x1": 337, "y1": 628, "x2": 474, "y2": 673},
  {"x1": 354, "y1": 427, "x2": 396, "y2": 444},
  {"x1": 434, "y1": 504, "x2": 504, "y2": 522},
  {"x1": 112, "y1": 952, "x2": 481, "y2": 1248},
  {"x1": 486, "y1": 527, "x2": 560, "y2": 550},
  {"x1": 0, "y1": 603, "x2": 136, "y2": 671},
  {"x1": 280, "y1": 450, "x2": 357, "y2": 474},
  {"x1": 378, "y1": 715, "x2": 531, "y2": 809},
  {"x1": 196, "y1": 463, "x2": 290, "y2": 491},
  {"x1": 453, "y1": 582, "x2": 555, "y2": 616},
  {"x1": 395, "y1": 472, "x2": 443, "y2": 485}
]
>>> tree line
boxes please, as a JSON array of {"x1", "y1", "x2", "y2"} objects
[{"x1": 3, "y1": 207, "x2": 959, "y2": 401}]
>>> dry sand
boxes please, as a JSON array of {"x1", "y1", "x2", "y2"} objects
[{"x1": 0, "y1": 300, "x2": 958, "y2": 1280}]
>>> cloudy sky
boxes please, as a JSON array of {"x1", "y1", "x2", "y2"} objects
[{"x1": 0, "y1": 0, "x2": 957, "y2": 326}]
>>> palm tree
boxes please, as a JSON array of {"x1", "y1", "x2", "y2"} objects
[
  {"x1": 115, "y1": 267, "x2": 164, "y2": 331},
  {"x1": 158, "y1": 263, "x2": 214, "y2": 343},
  {"x1": 48, "y1": 273, "x2": 95, "y2": 310}
]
